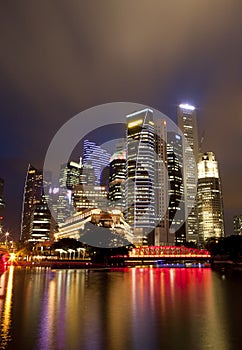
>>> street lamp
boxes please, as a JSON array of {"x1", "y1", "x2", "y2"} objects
[
  {"x1": 67, "y1": 249, "x2": 75, "y2": 260},
  {"x1": 5, "y1": 231, "x2": 9, "y2": 246},
  {"x1": 77, "y1": 247, "x2": 86, "y2": 260},
  {"x1": 55, "y1": 248, "x2": 67, "y2": 259}
]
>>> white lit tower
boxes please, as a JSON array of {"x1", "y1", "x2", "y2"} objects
[
  {"x1": 82, "y1": 140, "x2": 111, "y2": 185},
  {"x1": 197, "y1": 152, "x2": 224, "y2": 241},
  {"x1": 125, "y1": 108, "x2": 155, "y2": 245},
  {"x1": 21, "y1": 164, "x2": 52, "y2": 242},
  {"x1": 109, "y1": 148, "x2": 126, "y2": 211},
  {"x1": 57, "y1": 160, "x2": 82, "y2": 224},
  {"x1": 154, "y1": 119, "x2": 170, "y2": 245},
  {"x1": 178, "y1": 104, "x2": 199, "y2": 243}
]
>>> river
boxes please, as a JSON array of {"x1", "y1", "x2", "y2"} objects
[{"x1": 0, "y1": 266, "x2": 241, "y2": 350}]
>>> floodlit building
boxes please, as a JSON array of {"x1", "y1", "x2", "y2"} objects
[
  {"x1": 197, "y1": 152, "x2": 224, "y2": 241},
  {"x1": 167, "y1": 132, "x2": 186, "y2": 245},
  {"x1": 178, "y1": 103, "x2": 199, "y2": 242},
  {"x1": 82, "y1": 140, "x2": 111, "y2": 185},
  {"x1": 233, "y1": 215, "x2": 242, "y2": 235},
  {"x1": 72, "y1": 184, "x2": 107, "y2": 212},
  {"x1": 125, "y1": 108, "x2": 155, "y2": 245},
  {"x1": 154, "y1": 119, "x2": 170, "y2": 245},
  {"x1": 21, "y1": 164, "x2": 52, "y2": 242},
  {"x1": 109, "y1": 149, "x2": 126, "y2": 211}
]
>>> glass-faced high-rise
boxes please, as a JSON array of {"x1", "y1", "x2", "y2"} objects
[
  {"x1": 197, "y1": 152, "x2": 224, "y2": 241},
  {"x1": 167, "y1": 132, "x2": 186, "y2": 245},
  {"x1": 154, "y1": 119, "x2": 169, "y2": 245},
  {"x1": 125, "y1": 108, "x2": 155, "y2": 245},
  {"x1": 178, "y1": 104, "x2": 199, "y2": 242},
  {"x1": 21, "y1": 164, "x2": 51, "y2": 242}
]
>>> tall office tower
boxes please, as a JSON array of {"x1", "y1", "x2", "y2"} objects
[
  {"x1": 154, "y1": 119, "x2": 170, "y2": 245},
  {"x1": 72, "y1": 185, "x2": 107, "y2": 212},
  {"x1": 83, "y1": 140, "x2": 111, "y2": 185},
  {"x1": 197, "y1": 152, "x2": 225, "y2": 241},
  {"x1": 0, "y1": 178, "x2": 5, "y2": 233},
  {"x1": 178, "y1": 104, "x2": 199, "y2": 242},
  {"x1": 125, "y1": 108, "x2": 155, "y2": 245},
  {"x1": 167, "y1": 132, "x2": 186, "y2": 245},
  {"x1": 29, "y1": 198, "x2": 52, "y2": 243},
  {"x1": 109, "y1": 149, "x2": 126, "y2": 211},
  {"x1": 56, "y1": 161, "x2": 81, "y2": 225},
  {"x1": 21, "y1": 165, "x2": 43, "y2": 241},
  {"x1": 234, "y1": 215, "x2": 242, "y2": 235},
  {"x1": 80, "y1": 161, "x2": 95, "y2": 186}
]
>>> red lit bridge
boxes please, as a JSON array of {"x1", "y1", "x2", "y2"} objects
[{"x1": 111, "y1": 246, "x2": 211, "y2": 267}]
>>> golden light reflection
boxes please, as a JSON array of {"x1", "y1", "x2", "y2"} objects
[{"x1": 1, "y1": 265, "x2": 14, "y2": 348}]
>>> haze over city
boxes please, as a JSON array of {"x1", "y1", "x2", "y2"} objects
[{"x1": 1, "y1": 1, "x2": 242, "y2": 239}]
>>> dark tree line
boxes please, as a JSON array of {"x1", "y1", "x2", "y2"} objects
[{"x1": 205, "y1": 235, "x2": 242, "y2": 262}]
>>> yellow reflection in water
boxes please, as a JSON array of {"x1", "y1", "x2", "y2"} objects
[{"x1": 1, "y1": 265, "x2": 14, "y2": 348}]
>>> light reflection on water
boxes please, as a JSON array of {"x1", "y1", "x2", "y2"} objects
[{"x1": 0, "y1": 266, "x2": 241, "y2": 350}]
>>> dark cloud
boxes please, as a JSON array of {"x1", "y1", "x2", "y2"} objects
[{"x1": 0, "y1": 0, "x2": 242, "y2": 237}]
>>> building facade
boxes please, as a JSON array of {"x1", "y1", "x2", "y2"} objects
[
  {"x1": 154, "y1": 119, "x2": 170, "y2": 245},
  {"x1": 178, "y1": 104, "x2": 199, "y2": 242},
  {"x1": 82, "y1": 140, "x2": 111, "y2": 185},
  {"x1": 197, "y1": 152, "x2": 224, "y2": 241},
  {"x1": 234, "y1": 215, "x2": 242, "y2": 235},
  {"x1": 109, "y1": 149, "x2": 126, "y2": 211},
  {"x1": 21, "y1": 164, "x2": 52, "y2": 242},
  {"x1": 125, "y1": 108, "x2": 155, "y2": 245},
  {"x1": 167, "y1": 132, "x2": 186, "y2": 245}
]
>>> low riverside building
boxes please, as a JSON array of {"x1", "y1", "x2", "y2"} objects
[{"x1": 55, "y1": 208, "x2": 133, "y2": 247}]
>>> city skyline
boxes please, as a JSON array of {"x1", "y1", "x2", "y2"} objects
[{"x1": 1, "y1": 2, "x2": 242, "y2": 238}]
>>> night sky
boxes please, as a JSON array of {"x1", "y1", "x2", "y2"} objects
[{"x1": 1, "y1": 1, "x2": 242, "y2": 239}]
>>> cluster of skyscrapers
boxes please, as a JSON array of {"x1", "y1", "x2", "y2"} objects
[{"x1": 21, "y1": 104, "x2": 228, "y2": 246}]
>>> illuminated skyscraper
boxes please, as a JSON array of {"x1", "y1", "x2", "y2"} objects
[
  {"x1": 109, "y1": 148, "x2": 126, "y2": 211},
  {"x1": 154, "y1": 119, "x2": 170, "y2": 245},
  {"x1": 178, "y1": 104, "x2": 199, "y2": 242},
  {"x1": 21, "y1": 164, "x2": 52, "y2": 242},
  {"x1": 234, "y1": 215, "x2": 242, "y2": 235},
  {"x1": 57, "y1": 161, "x2": 81, "y2": 224},
  {"x1": 83, "y1": 140, "x2": 111, "y2": 185},
  {"x1": 167, "y1": 132, "x2": 186, "y2": 245},
  {"x1": 197, "y1": 152, "x2": 224, "y2": 241},
  {"x1": 125, "y1": 108, "x2": 155, "y2": 245}
]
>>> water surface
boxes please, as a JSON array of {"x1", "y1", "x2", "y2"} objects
[{"x1": 0, "y1": 266, "x2": 241, "y2": 350}]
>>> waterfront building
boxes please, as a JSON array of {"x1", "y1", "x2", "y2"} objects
[
  {"x1": 29, "y1": 199, "x2": 52, "y2": 243},
  {"x1": 21, "y1": 164, "x2": 52, "y2": 242},
  {"x1": 125, "y1": 108, "x2": 155, "y2": 245},
  {"x1": 178, "y1": 103, "x2": 199, "y2": 242},
  {"x1": 197, "y1": 152, "x2": 224, "y2": 241},
  {"x1": 82, "y1": 140, "x2": 111, "y2": 185},
  {"x1": 56, "y1": 208, "x2": 133, "y2": 247},
  {"x1": 154, "y1": 119, "x2": 170, "y2": 245},
  {"x1": 233, "y1": 215, "x2": 242, "y2": 235},
  {"x1": 21, "y1": 165, "x2": 43, "y2": 241},
  {"x1": 167, "y1": 132, "x2": 186, "y2": 245}
]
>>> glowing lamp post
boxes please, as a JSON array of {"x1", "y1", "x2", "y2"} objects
[
  {"x1": 68, "y1": 249, "x2": 75, "y2": 260},
  {"x1": 77, "y1": 247, "x2": 86, "y2": 260},
  {"x1": 5, "y1": 231, "x2": 9, "y2": 246}
]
